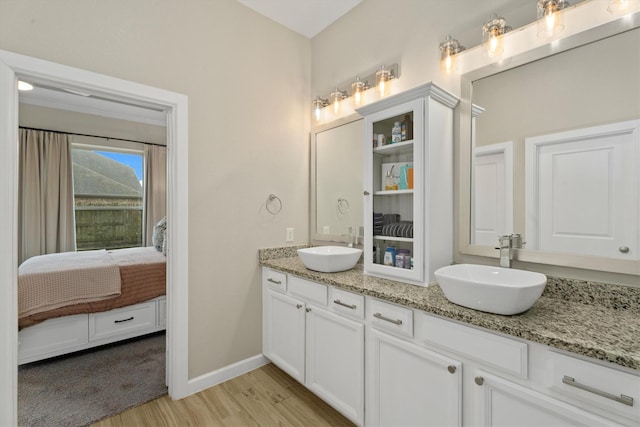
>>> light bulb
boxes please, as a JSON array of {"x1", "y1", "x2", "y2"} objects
[
  {"x1": 375, "y1": 66, "x2": 392, "y2": 97},
  {"x1": 489, "y1": 34, "x2": 499, "y2": 54},
  {"x1": 351, "y1": 77, "x2": 367, "y2": 106},
  {"x1": 439, "y1": 35, "x2": 464, "y2": 75},
  {"x1": 443, "y1": 54, "x2": 453, "y2": 74},
  {"x1": 545, "y1": 10, "x2": 555, "y2": 30},
  {"x1": 483, "y1": 15, "x2": 508, "y2": 58},
  {"x1": 378, "y1": 79, "x2": 386, "y2": 96},
  {"x1": 329, "y1": 89, "x2": 345, "y2": 114},
  {"x1": 312, "y1": 96, "x2": 328, "y2": 121},
  {"x1": 537, "y1": 0, "x2": 566, "y2": 38}
]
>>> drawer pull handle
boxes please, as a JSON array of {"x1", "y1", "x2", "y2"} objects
[
  {"x1": 114, "y1": 316, "x2": 134, "y2": 324},
  {"x1": 333, "y1": 299, "x2": 356, "y2": 310},
  {"x1": 374, "y1": 312, "x2": 403, "y2": 325},
  {"x1": 267, "y1": 278, "x2": 282, "y2": 285},
  {"x1": 562, "y1": 376, "x2": 634, "y2": 407}
]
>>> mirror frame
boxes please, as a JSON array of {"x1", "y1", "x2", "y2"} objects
[
  {"x1": 457, "y1": 5, "x2": 640, "y2": 277},
  {"x1": 310, "y1": 113, "x2": 363, "y2": 246}
]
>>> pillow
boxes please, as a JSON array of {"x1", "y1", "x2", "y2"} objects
[
  {"x1": 152, "y1": 216, "x2": 167, "y2": 252},
  {"x1": 162, "y1": 232, "x2": 167, "y2": 255}
]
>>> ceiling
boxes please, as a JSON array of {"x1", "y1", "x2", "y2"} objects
[{"x1": 237, "y1": 0, "x2": 362, "y2": 38}]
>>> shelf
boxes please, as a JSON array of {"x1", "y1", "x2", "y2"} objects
[
  {"x1": 374, "y1": 140, "x2": 414, "y2": 156},
  {"x1": 374, "y1": 189, "x2": 413, "y2": 196},
  {"x1": 373, "y1": 235, "x2": 413, "y2": 243},
  {"x1": 371, "y1": 262, "x2": 414, "y2": 272}
]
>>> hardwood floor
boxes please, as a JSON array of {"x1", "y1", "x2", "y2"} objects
[{"x1": 92, "y1": 363, "x2": 355, "y2": 426}]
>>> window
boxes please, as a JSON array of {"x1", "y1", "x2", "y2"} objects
[{"x1": 72, "y1": 143, "x2": 144, "y2": 251}]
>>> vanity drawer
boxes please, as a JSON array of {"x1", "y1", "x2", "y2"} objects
[
  {"x1": 417, "y1": 314, "x2": 528, "y2": 379},
  {"x1": 263, "y1": 268, "x2": 287, "y2": 292},
  {"x1": 329, "y1": 288, "x2": 364, "y2": 320},
  {"x1": 89, "y1": 301, "x2": 157, "y2": 342},
  {"x1": 288, "y1": 276, "x2": 327, "y2": 306},
  {"x1": 548, "y1": 351, "x2": 639, "y2": 421},
  {"x1": 368, "y1": 298, "x2": 413, "y2": 338}
]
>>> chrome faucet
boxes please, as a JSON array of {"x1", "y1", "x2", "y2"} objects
[
  {"x1": 496, "y1": 234, "x2": 524, "y2": 268},
  {"x1": 342, "y1": 227, "x2": 360, "y2": 248}
]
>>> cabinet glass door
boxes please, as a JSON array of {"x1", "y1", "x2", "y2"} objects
[{"x1": 364, "y1": 98, "x2": 424, "y2": 283}]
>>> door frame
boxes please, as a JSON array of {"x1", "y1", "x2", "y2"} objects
[{"x1": 0, "y1": 49, "x2": 190, "y2": 425}]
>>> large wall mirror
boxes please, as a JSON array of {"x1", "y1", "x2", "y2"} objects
[
  {"x1": 460, "y1": 14, "x2": 640, "y2": 277},
  {"x1": 311, "y1": 115, "x2": 364, "y2": 245}
]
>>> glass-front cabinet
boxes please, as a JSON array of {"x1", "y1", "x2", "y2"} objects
[{"x1": 357, "y1": 83, "x2": 459, "y2": 285}]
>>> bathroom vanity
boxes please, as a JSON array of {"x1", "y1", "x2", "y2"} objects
[{"x1": 260, "y1": 248, "x2": 639, "y2": 427}]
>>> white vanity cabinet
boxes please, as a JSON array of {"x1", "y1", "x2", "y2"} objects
[
  {"x1": 366, "y1": 299, "x2": 462, "y2": 426},
  {"x1": 263, "y1": 288, "x2": 306, "y2": 382},
  {"x1": 262, "y1": 269, "x2": 365, "y2": 425},
  {"x1": 306, "y1": 298, "x2": 364, "y2": 425},
  {"x1": 356, "y1": 83, "x2": 458, "y2": 285},
  {"x1": 261, "y1": 267, "x2": 638, "y2": 426},
  {"x1": 473, "y1": 371, "x2": 621, "y2": 426},
  {"x1": 414, "y1": 312, "x2": 638, "y2": 427}
]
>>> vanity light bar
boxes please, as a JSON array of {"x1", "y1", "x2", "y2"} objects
[{"x1": 312, "y1": 63, "x2": 399, "y2": 119}]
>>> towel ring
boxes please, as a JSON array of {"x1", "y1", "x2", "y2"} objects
[
  {"x1": 266, "y1": 194, "x2": 282, "y2": 214},
  {"x1": 337, "y1": 197, "x2": 350, "y2": 215}
]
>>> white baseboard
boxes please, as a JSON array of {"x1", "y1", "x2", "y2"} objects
[{"x1": 178, "y1": 353, "x2": 270, "y2": 399}]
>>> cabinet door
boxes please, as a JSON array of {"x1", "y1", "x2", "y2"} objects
[
  {"x1": 367, "y1": 329, "x2": 462, "y2": 426},
  {"x1": 306, "y1": 306, "x2": 364, "y2": 426},
  {"x1": 474, "y1": 371, "x2": 620, "y2": 427},
  {"x1": 263, "y1": 289, "x2": 305, "y2": 383}
]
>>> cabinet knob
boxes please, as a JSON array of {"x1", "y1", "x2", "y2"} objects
[
  {"x1": 447, "y1": 365, "x2": 456, "y2": 374},
  {"x1": 619, "y1": 246, "x2": 630, "y2": 253},
  {"x1": 475, "y1": 376, "x2": 484, "y2": 386},
  {"x1": 305, "y1": 308, "x2": 311, "y2": 313},
  {"x1": 296, "y1": 304, "x2": 302, "y2": 309},
  {"x1": 363, "y1": 191, "x2": 370, "y2": 196}
]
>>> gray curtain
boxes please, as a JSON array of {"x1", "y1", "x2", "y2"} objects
[
  {"x1": 144, "y1": 144, "x2": 166, "y2": 246},
  {"x1": 18, "y1": 129, "x2": 76, "y2": 264}
]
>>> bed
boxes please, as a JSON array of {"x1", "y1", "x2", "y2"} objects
[{"x1": 18, "y1": 246, "x2": 166, "y2": 365}]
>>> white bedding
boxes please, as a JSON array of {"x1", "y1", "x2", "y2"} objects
[{"x1": 18, "y1": 249, "x2": 122, "y2": 318}]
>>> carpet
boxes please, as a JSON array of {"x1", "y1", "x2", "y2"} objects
[{"x1": 18, "y1": 332, "x2": 167, "y2": 427}]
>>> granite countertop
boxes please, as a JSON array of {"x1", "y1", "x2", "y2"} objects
[{"x1": 259, "y1": 248, "x2": 640, "y2": 372}]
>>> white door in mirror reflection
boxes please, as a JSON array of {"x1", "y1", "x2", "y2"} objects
[
  {"x1": 525, "y1": 120, "x2": 639, "y2": 259},
  {"x1": 473, "y1": 142, "x2": 513, "y2": 246}
]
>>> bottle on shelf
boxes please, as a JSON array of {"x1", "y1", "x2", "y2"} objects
[
  {"x1": 391, "y1": 121, "x2": 402, "y2": 143},
  {"x1": 401, "y1": 114, "x2": 413, "y2": 141},
  {"x1": 383, "y1": 246, "x2": 396, "y2": 266}
]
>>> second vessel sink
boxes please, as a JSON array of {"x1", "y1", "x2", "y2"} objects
[
  {"x1": 434, "y1": 264, "x2": 547, "y2": 315},
  {"x1": 297, "y1": 246, "x2": 362, "y2": 273}
]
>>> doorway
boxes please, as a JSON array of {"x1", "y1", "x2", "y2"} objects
[{"x1": 0, "y1": 49, "x2": 190, "y2": 426}]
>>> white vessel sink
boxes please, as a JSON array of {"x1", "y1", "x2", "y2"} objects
[
  {"x1": 434, "y1": 264, "x2": 547, "y2": 315},
  {"x1": 297, "y1": 246, "x2": 362, "y2": 273}
]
